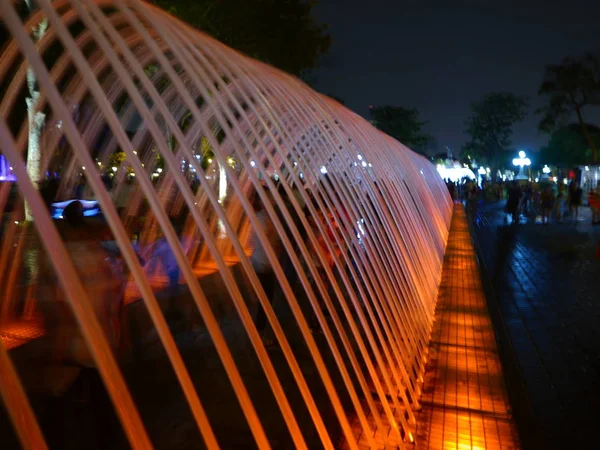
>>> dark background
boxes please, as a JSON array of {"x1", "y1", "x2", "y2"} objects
[{"x1": 312, "y1": 0, "x2": 600, "y2": 156}]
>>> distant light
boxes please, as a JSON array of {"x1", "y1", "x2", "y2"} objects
[
  {"x1": 320, "y1": 166, "x2": 327, "y2": 174},
  {"x1": 208, "y1": 158, "x2": 213, "y2": 163},
  {"x1": 542, "y1": 165, "x2": 551, "y2": 174},
  {"x1": 97, "y1": 161, "x2": 102, "y2": 166},
  {"x1": 513, "y1": 153, "x2": 531, "y2": 167},
  {"x1": 563, "y1": 178, "x2": 568, "y2": 184},
  {"x1": 157, "y1": 168, "x2": 163, "y2": 173},
  {"x1": 368, "y1": 163, "x2": 372, "y2": 167},
  {"x1": 585, "y1": 166, "x2": 590, "y2": 171},
  {"x1": 478, "y1": 167, "x2": 486, "y2": 175},
  {"x1": 130, "y1": 173, "x2": 136, "y2": 177},
  {"x1": 553, "y1": 176, "x2": 558, "y2": 182},
  {"x1": 14, "y1": 221, "x2": 19, "y2": 225},
  {"x1": 293, "y1": 161, "x2": 298, "y2": 166},
  {"x1": 133, "y1": 150, "x2": 137, "y2": 155},
  {"x1": 250, "y1": 160, "x2": 256, "y2": 167},
  {"x1": 299, "y1": 172, "x2": 304, "y2": 179},
  {"x1": 357, "y1": 220, "x2": 366, "y2": 236},
  {"x1": 361, "y1": 161, "x2": 367, "y2": 167},
  {"x1": 535, "y1": 177, "x2": 539, "y2": 182},
  {"x1": 486, "y1": 167, "x2": 490, "y2": 173},
  {"x1": 9, "y1": 167, "x2": 13, "y2": 170},
  {"x1": 357, "y1": 154, "x2": 363, "y2": 160},
  {"x1": 111, "y1": 166, "x2": 117, "y2": 172},
  {"x1": 81, "y1": 166, "x2": 86, "y2": 170}
]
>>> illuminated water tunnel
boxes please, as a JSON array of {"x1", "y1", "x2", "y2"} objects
[{"x1": 0, "y1": 1, "x2": 453, "y2": 448}]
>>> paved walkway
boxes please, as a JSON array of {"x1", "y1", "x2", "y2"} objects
[
  {"x1": 416, "y1": 205, "x2": 520, "y2": 450},
  {"x1": 469, "y1": 201, "x2": 600, "y2": 449}
]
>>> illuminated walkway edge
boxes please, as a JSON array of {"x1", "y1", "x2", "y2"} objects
[{"x1": 415, "y1": 205, "x2": 520, "y2": 449}]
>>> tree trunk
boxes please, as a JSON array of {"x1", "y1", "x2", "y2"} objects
[
  {"x1": 575, "y1": 107, "x2": 597, "y2": 163},
  {"x1": 22, "y1": 8, "x2": 48, "y2": 321},
  {"x1": 25, "y1": 93, "x2": 45, "y2": 220},
  {"x1": 24, "y1": 12, "x2": 48, "y2": 220}
]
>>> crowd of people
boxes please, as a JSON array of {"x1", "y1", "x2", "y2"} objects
[
  {"x1": 444, "y1": 177, "x2": 600, "y2": 226},
  {"x1": 503, "y1": 180, "x2": 600, "y2": 225}
]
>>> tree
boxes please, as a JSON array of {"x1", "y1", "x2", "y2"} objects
[
  {"x1": 368, "y1": 105, "x2": 433, "y2": 154},
  {"x1": 537, "y1": 54, "x2": 600, "y2": 162},
  {"x1": 149, "y1": 0, "x2": 331, "y2": 76},
  {"x1": 24, "y1": 0, "x2": 48, "y2": 221},
  {"x1": 540, "y1": 123, "x2": 600, "y2": 167},
  {"x1": 463, "y1": 92, "x2": 528, "y2": 176}
]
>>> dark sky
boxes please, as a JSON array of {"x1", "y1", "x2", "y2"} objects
[{"x1": 312, "y1": 0, "x2": 600, "y2": 157}]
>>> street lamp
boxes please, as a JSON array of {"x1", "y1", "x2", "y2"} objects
[
  {"x1": 512, "y1": 150, "x2": 531, "y2": 180},
  {"x1": 541, "y1": 164, "x2": 551, "y2": 180}
]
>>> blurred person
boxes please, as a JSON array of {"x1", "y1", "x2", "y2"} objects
[
  {"x1": 37, "y1": 200, "x2": 128, "y2": 450},
  {"x1": 446, "y1": 180, "x2": 456, "y2": 201},
  {"x1": 589, "y1": 184, "x2": 600, "y2": 225},
  {"x1": 541, "y1": 186, "x2": 555, "y2": 225},
  {"x1": 505, "y1": 182, "x2": 522, "y2": 224},
  {"x1": 555, "y1": 184, "x2": 566, "y2": 223},
  {"x1": 250, "y1": 191, "x2": 282, "y2": 346},
  {"x1": 569, "y1": 182, "x2": 583, "y2": 220}
]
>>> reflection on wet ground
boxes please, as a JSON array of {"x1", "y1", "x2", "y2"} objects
[{"x1": 469, "y1": 201, "x2": 600, "y2": 449}]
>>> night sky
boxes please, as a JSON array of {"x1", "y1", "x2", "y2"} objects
[{"x1": 313, "y1": 0, "x2": 600, "y2": 158}]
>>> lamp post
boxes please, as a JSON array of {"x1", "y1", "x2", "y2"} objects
[
  {"x1": 512, "y1": 150, "x2": 531, "y2": 181},
  {"x1": 541, "y1": 164, "x2": 551, "y2": 180}
]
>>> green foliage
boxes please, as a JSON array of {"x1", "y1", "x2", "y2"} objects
[
  {"x1": 537, "y1": 54, "x2": 600, "y2": 132},
  {"x1": 463, "y1": 92, "x2": 528, "y2": 169},
  {"x1": 537, "y1": 54, "x2": 600, "y2": 161},
  {"x1": 149, "y1": 0, "x2": 331, "y2": 75},
  {"x1": 368, "y1": 105, "x2": 433, "y2": 154},
  {"x1": 540, "y1": 124, "x2": 600, "y2": 166}
]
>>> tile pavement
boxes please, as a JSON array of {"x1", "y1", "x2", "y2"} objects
[
  {"x1": 415, "y1": 205, "x2": 520, "y2": 450},
  {"x1": 469, "y1": 201, "x2": 600, "y2": 449}
]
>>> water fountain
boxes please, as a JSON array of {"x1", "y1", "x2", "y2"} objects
[{"x1": 0, "y1": 1, "x2": 452, "y2": 448}]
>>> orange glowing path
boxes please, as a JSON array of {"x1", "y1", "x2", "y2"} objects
[{"x1": 415, "y1": 205, "x2": 519, "y2": 450}]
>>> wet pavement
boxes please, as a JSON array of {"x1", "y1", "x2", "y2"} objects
[{"x1": 468, "y1": 201, "x2": 600, "y2": 450}]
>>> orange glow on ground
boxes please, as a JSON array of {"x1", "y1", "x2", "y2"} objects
[{"x1": 415, "y1": 206, "x2": 519, "y2": 449}]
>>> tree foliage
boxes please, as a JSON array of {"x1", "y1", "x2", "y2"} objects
[
  {"x1": 463, "y1": 92, "x2": 528, "y2": 171},
  {"x1": 540, "y1": 123, "x2": 600, "y2": 166},
  {"x1": 537, "y1": 54, "x2": 600, "y2": 161},
  {"x1": 149, "y1": 0, "x2": 331, "y2": 76},
  {"x1": 368, "y1": 105, "x2": 433, "y2": 154}
]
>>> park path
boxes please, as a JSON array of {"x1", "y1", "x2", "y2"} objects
[{"x1": 470, "y1": 201, "x2": 600, "y2": 449}]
